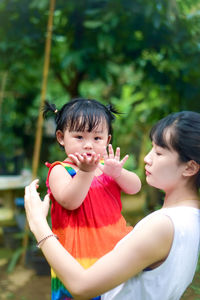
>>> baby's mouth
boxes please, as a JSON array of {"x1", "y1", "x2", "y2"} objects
[{"x1": 86, "y1": 153, "x2": 92, "y2": 157}]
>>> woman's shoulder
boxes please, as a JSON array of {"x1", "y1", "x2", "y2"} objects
[
  {"x1": 112, "y1": 212, "x2": 174, "y2": 278},
  {"x1": 136, "y1": 211, "x2": 174, "y2": 236},
  {"x1": 118, "y1": 211, "x2": 174, "y2": 251}
]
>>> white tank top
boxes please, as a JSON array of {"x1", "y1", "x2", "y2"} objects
[{"x1": 102, "y1": 207, "x2": 200, "y2": 300}]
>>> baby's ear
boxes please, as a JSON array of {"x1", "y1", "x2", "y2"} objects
[
  {"x1": 183, "y1": 160, "x2": 200, "y2": 177},
  {"x1": 56, "y1": 130, "x2": 64, "y2": 146}
]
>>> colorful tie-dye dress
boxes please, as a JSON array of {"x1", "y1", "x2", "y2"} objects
[{"x1": 46, "y1": 160, "x2": 133, "y2": 300}]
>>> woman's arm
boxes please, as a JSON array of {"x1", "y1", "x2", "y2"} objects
[{"x1": 25, "y1": 180, "x2": 173, "y2": 299}]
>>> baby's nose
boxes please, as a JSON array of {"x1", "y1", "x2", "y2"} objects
[{"x1": 83, "y1": 141, "x2": 93, "y2": 149}]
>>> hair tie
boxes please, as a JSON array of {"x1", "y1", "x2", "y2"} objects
[
  {"x1": 106, "y1": 104, "x2": 112, "y2": 112},
  {"x1": 54, "y1": 109, "x2": 58, "y2": 114}
]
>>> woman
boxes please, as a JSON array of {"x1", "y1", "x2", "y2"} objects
[{"x1": 24, "y1": 111, "x2": 200, "y2": 300}]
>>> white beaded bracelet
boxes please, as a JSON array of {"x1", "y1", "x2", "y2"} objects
[{"x1": 36, "y1": 234, "x2": 59, "y2": 248}]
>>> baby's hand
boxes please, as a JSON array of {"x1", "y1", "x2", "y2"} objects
[
  {"x1": 68, "y1": 152, "x2": 100, "y2": 172},
  {"x1": 99, "y1": 144, "x2": 129, "y2": 179}
]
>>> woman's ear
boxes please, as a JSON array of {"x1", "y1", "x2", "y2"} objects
[
  {"x1": 56, "y1": 130, "x2": 64, "y2": 146},
  {"x1": 183, "y1": 160, "x2": 200, "y2": 177},
  {"x1": 107, "y1": 135, "x2": 112, "y2": 145}
]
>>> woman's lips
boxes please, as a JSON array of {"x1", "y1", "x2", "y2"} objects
[{"x1": 145, "y1": 168, "x2": 151, "y2": 176}]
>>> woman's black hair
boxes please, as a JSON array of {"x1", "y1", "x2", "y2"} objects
[
  {"x1": 43, "y1": 98, "x2": 120, "y2": 137},
  {"x1": 150, "y1": 111, "x2": 200, "y2": 188}
]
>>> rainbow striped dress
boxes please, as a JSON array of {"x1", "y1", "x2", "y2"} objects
[{"x1": 46, "y1": 161, "x2": 133, "y2": 300}]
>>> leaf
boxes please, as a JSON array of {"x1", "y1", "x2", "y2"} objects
[
  {"x1": 7, "y1": 248, "x2": 23, "y2": 273},
  {"x1": 83, "y1": 20, "x2": 103, "y2": 29}
]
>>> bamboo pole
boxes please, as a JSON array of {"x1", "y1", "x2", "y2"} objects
[
  {"x1": 32, "y1": 0, "x2": 56, "y2": 178},
  {"x1": 0, "y1": 72, "x2": 8, "y2": 127},
  {"x1": 21, "y1": 0, "x2": 56, "y2": 264}
]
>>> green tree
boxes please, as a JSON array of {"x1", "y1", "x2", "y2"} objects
[{"x1": 0, "y1": 0, "x2": 200, "y2": 203}]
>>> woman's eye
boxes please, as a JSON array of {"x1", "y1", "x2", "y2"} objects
[
  {"x1": 155, "y1": 152, "x2": 162, "y2": 156},
  {"x1": 76, "y1": 136, "x2": 83, "y2": 139},
  {"x1": 94, "y1": 136, "x2": 101, "y2": 140}
]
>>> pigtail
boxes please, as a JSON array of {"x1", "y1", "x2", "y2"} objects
[
  {"x1": 43, "y1": 101, "x2": 59, "y2": 122},
  {"x1": 106, "y1": 104, "x2": 121, "y2": 121}
]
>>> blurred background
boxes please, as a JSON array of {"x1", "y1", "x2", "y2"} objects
[{"x1": 0, "y1": 0, "x2": 200, "y2": 299}]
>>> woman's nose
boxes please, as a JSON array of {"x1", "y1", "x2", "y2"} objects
[{"x1": 144, "y1": 149, "x2": 153, "y2": 165}]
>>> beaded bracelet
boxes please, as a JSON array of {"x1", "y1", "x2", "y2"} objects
[{"x1": 36, "y1": 234, "x2": 59, "y2": 248}]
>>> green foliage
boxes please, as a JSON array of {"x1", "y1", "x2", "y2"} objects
[
  {"x1": 7, "y1": 247, "x2": 23, "y2": 273},
  {"x1": 190, "y1": 256, "x2": 200, "y2": 297},
  {"x1": 0, "y1": 0, "x2": 200, "y2": 197}
]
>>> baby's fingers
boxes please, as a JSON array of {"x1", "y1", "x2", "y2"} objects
[
  {"x1": 103, "y1": 146, "x2": 108, "y2": 160},
  {"x1": 108, "y1": 144, "x2": 114, "y2": 158},
  {"x1": 90, "y1": 153, "x2": 100, "y2": 164},
  {"x1": 120, "y1": 154, "x2": 129, "y2": 166},
  {"x1": 115, "y1": 147, "x2": 120, "y2": 161},
  {"x1": 68, "y1": 153, "x2": 82, "y2": 164}
]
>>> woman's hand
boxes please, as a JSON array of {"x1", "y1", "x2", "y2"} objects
[
  {"x1": 68, "y1": 152, "x2": 100, "y2": 172},
  {"x1": 99, "y1": 144, "x2": 129, "y2": 179},
  {"x1": 24, "y1": 179, "x2": 50, "y2": 233}
]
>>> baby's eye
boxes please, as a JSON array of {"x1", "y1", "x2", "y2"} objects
[
  {"x1": 94, "y1": 136, "x2": 101, "y2": 140},
  {"x1": 76, "y1": 135, "x2": 83, "y2": 139}
]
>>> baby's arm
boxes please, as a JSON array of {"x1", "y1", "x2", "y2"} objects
[
  {"x1": 49, "y1": 153, "x2": 100, "y2": 210},
  {"x1": 99, "y1": 144, "x2": 141, "y2": 194}
]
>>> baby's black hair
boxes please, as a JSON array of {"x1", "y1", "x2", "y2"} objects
[
  {"x1": 43, "y1": 98, "x2": 119, "y2": 137},
  {"x1": 150, "y1": 111, "x2": 200, "y2": 188}
]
